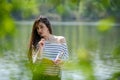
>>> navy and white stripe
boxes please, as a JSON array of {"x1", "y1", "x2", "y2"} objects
[
  {"x1": 42, "y1": 41, "x2": 68, "y2": 75},
  {"x1": 42, "y1": 41, "x2": 69, "y2": 61}
]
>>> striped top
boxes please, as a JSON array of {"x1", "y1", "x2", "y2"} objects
[
  {"x1": 42, "y1": 41, "x2": 69, "y2": 61},
  {"x1": 32, "y1": 36, "x2": 69, "y2": 75}
]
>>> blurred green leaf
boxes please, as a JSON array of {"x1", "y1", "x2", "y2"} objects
[
  {"x1": 3, "y1": 18, "x2": 15, "y2": 34},
  {"x1": 109, "y1": 72, "x2": 120, "y2": 80},
  {"x1": 97, "y1": 17, "x2": 115, "y2": 32},
  {"x1": 101, "y1": 0, "x2": 110, "y2": 8},
  {"x1": 77, "y1": 48, "x2": 96, "y2": 80},
  {"x1": 56, "y1": 4, "x2": 65, "y2": 15},
  {"x1": 112, "y1": 44, "x2": 120, "y2": 58},
  {"x1": 77, "y1": 48, "x2": 90, "y2": 61}
]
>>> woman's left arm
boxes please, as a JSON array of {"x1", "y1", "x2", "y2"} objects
[{"x1": 54, "y1": 37, "x2": 69, "y2": 65}]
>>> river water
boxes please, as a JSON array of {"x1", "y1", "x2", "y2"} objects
[{"x1": 0, "y1": 22, "x2": 120, "y2": 80}]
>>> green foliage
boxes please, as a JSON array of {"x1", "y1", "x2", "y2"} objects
[
  {"x1": 0, "y1": 1, "x2": 14, "y2": 36},
  {"x1": 112, "y1": 44, "x2": 120, "y2": 58},
  {"x1": 109, "y1": 72, "x2": 120, "y2": 80},
  {"x1": 56, "y1": 4, "x2": 65, "y2": 15},
  {"x1": 0, "y1": 18, "x2": 14, "y2": 38},
  {"x1": 97, "y1": 17, "x2": 115, "y2": 32},
  {"x1": 77, "y1": 48, "x2": 96, "y2": 80},
  {"x1": 77, "y1": 0, "x2": 119, "y2": 21},
  {"x1": 0, "y1": 0, "x2": 39, "y2": 50},
  {"x1": 101, "y1": 0, "x2": 110, "y2": 8},
  {"x1": 0, "y1": 0, "x2": 120, "y2": 80},
  {"x1": 11, "y1": 0, "x2": 39, "y2": 19},
  {"x1": 0, "y1": 1, "x2": 12, "y2": 17},
  {"x1": 0, "y1": 1, "x2": 15, "y2": 50},
  {"x1": 49, "y1": 0, "x2": 61, "y2": 6},
  {"x1": 0, "y1": 0, "x2": 118, "y2": 21}
]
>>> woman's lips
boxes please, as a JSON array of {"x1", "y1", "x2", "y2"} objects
[
  {"x1": 39, "y1": 32, "x2": 43, "y2": 36},
  {"x1": 38, "y1": 32, "x2": 42, "y2": 35}
]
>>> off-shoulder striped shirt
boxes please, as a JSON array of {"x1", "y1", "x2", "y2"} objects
[
  {"x1": 42, "y1": 41, "x2": 69, "y2": 61},
  {"x1": 33, "y1": 37, "x2": 69, "y2": 75}
]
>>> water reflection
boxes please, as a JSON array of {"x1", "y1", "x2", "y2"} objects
[
  {"x1": 0, "y1": 51, "x2": 32, "y2": 80},
  {"x1": 0, "y1": 22, "x2": 120, "y2": 80}
]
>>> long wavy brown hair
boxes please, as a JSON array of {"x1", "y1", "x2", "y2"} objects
[{"x1": 28, "y1": 16, "x2": 52, "y2": 63}]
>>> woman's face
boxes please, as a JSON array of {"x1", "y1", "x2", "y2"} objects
[{"x1": 36, "y1": 22, "x2": 50, "y2": 37}]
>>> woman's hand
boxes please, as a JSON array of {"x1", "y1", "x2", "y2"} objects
[
  {"x1": 38, "y1": 38, "x2": 45, "y2": 49},
  {"x1": 54, "y1": 58, "x2": 63, "y2": 65}
]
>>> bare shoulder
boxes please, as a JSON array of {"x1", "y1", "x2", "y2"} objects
[{"x1": 54, "y1": 35, "x2": 66, "y2": 43}]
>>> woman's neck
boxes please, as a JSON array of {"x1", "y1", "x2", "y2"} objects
[{"x1": 44, "y1": 34, "x2": 53, "y2": 41}]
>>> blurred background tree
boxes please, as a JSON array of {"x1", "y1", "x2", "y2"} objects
[{"x1": 0, "y1": 0, "x2": 39, "y2": 51}]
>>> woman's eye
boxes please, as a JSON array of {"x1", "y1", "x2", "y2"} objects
[
  {"x1": 40, "y1": 26, "x2": 43, "y2": 28},
  {"x1": 36, "y1": 27, "x2": 39, "y2": 30}
]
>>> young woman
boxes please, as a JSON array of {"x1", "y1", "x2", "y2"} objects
[{"x1": 28, "y1": 16, "x2": 69, "y2": 80}]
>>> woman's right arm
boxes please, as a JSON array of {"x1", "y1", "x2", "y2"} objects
[
  {"x1": 32, "y1": 48, "x2": 41, "y2": 63},
  {"x1": 32, "y1": 38, "x2": 45, "y2": 63}
]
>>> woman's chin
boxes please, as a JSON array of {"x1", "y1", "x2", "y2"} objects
[{"x1": 41, "y1": 35, "x2": 44, "y2": 38}]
